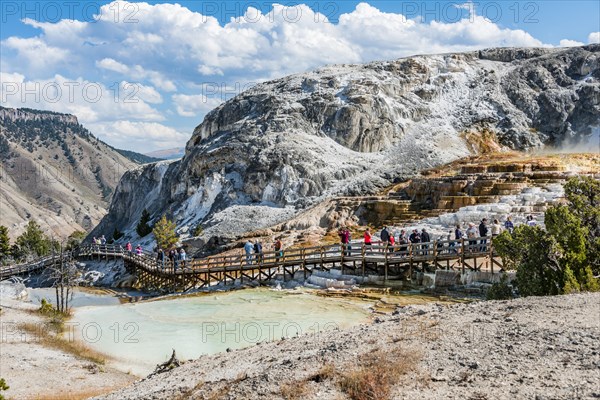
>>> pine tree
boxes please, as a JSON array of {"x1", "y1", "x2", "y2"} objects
[
  {"x1": 136, "y1": 209, "x2": 153, "y2": 237},
  {"x1": 493, "y1": 176, "x2": 600, "y2": 296},
  {"x1": 153, "y1": 215, "x2": 178, "y2": 250},
  {"x1": 66, "y1": 230, "x2": 86, "y2": 251},
  {"x1": 112, "y1": 228, "x2": 124, "y2": 241},
  {"x1": 16, "y1": 220, "x2": 52, "y2": 258},
  {"x1": 0, "y1": 226, "x2": 10, "y2": 261}
]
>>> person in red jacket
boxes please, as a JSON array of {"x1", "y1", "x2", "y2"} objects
[{"x1": 364, "y1": 228, "x2": 372, "y2": 253}]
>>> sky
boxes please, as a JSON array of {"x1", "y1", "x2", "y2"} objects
[{"x1": 1, "y1": 1, "x2": 599, "y2": 153}]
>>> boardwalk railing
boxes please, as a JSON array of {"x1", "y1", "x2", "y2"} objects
[{"x1": 1, "y1": 237, "x2": 504, "y2": 290}]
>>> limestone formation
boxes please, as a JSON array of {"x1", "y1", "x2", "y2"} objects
[{"x1": 91, "y1": 45, "x2": 600, "y2": 243}]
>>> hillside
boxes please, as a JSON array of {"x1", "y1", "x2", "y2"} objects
[
  {"x1": 0, "y1": 107, "x2": 144, "y2": 239},
  {"x1": 90, "y1": 45, "x2": 600, "y2": 244}
]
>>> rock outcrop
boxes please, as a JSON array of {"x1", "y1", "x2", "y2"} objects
[{"x1": 92, "y1": 45, "x2": 600, "y2": 242}]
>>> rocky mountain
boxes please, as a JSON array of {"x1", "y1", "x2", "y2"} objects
[
  {"x1": 91, "y1": 45, "x2": 600, "y2": 244},
  {"x1": 0, "y1": 107, "x2": 146, "y2": 239}
]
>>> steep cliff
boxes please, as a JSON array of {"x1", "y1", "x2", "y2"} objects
[
  {"x1": 92, "y1": 45, "x2": 600, "y2": 242},
  {"x1": 0, "y1": 107, "x2": 146, "y2": 239}
]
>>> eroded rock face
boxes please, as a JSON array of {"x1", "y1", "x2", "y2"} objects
[{"x1": 92, "y1": 45, "x2": 600, "y2": 241}]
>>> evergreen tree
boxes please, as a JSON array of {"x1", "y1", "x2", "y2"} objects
[
  {"x1": 153, "y1": 215, "x2": 178, "y2": 250},
  {"x1": 112, "y1": 228, "x2": 124, "y2": 241},
  {"x1": 136, "y1": 209, "x2": 153, "y2": 237},
  {"x1": 493, "y1": 176, "x2": 600, "y2": 296},
  {"x1": 16, "y1": 221, "x2": 52, "y2": 258},
  {"x1": 494, "y1": 226, "x2": 563, "y2": 296},
  {"x1": 65, "y1": 230, "x2": 86, "y2": 251},
  {"x1": 545, "y1": 205, "x2": 598, "y2": 292},
  {"x1": 564, "y1": 176, "x2": 600, "y2": 275},
  {"x1": 0, "y1": 226, "x2": 10, "y2": 261}
]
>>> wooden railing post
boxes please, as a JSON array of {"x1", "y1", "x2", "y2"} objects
[
  {"x1": 461, "y1": 238, "x2": 465, "y2": 274},
  {"x1": 361, "y1": 244, "x2": 366, "y2": 277},
  {"x1": 384, "y1": 245, "x2": 388, "y2": 281},
  {"x1": 432, "y1": 240, "x2": 437, "y2": 270},
  {"x1": 490, "y1": 236, "x2": 494, "y2": 274}
]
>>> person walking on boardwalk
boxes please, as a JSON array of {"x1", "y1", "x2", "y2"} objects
[
  {"x1": 100, "y1": 235, "x2": 106, "y2": 246},
  {"x1": 126, "y1": 241, "x2": 132, "y2": 253},
  {"x1": 244, "y1": 240, "x2": 254, "y2": 265},
  {"x1": 466, "y1": 223, "x2": 478, "y2": 252},
  {"x1": 453, "y1": 225, "x2": 463, "y2": 253},
  {"x1": 169, "y1": 248, "x2": 177, "y2": 270},
  {"x1": 479, "y1": 218, "x2": 489, "y2": 251},
  {"x1": 254, "y1": 241, "x2": 263, "y2": 264},
  {"x1": 135, "y1": 244, "x2": 143, "y2": 255},
  {"x1": 339, "y1": 227, "x2": 351, "y2": 256},
  {"x1": 274, "y1": 238, "x2": 283, "y2": 263},
  {"x1": 364, "y1": 228, "x2": 373, "y2": 253},
  {"x1": 420, "y1": 228, "x2": 431, "y2": 255},
  {"x1": 398, "y1": 229, "x2": 408, "y2": 256},
  {"x1": 178, "y1": 248, "x2": 186, "y2": 268},
  {"x1": 491, "y1": 219, "x2": 502, "y2": 237},
  {"x1": 380, "y1": 227, "x2": 390, "y2": 250},
  {"x1": 504, "y1": 216, "x2": 514, "y2": 234},
  {"x1": 157, "y1": 248, "x2": 165, "y2": 269}
]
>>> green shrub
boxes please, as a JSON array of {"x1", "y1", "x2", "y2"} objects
[
  {"x1": 0, "y1": 377, "x2": 9, "y2": 400},
  {"x1": 486, "y1": 274, "x2": 513, "y2": 300},
  {"x1": 39, "y1": 298, "x2": 55, "y2": 315}
]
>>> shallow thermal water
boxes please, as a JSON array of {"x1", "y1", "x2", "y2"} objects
[
  {"x1": 72, "y1": 288, "x2": 373, "y2": 375},
  {"x1": 27, "y1": 287, "x2": 123, "y2": 307}
]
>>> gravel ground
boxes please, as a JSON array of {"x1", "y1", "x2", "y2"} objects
[
  {"x1": 0, "y1": 297, "x2": 135, "y2": 400},
  {"x1": 95, "y1": 292, "x2": 600, "y2": 400}
]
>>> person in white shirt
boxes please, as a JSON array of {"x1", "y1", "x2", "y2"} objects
[{"x1": 491, "y1": 219, "x2": 502, "y2": 236}]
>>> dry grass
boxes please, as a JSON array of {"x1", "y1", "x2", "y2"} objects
[
  {"x1": 19, "y1": 322, "x2": 107, "y2": 365},
  {"x1": 309, "y1": 363, "x2": 337, "y2": 382},
  {"x1": 32, "y1": 387, "x2": 120, "y2": 400},
  {"x1": 280, "y1": 380, "x2": 311, "y2": 400},
  {"x1": 337, "y1": 348, "x2": 421, "y2": 400}
]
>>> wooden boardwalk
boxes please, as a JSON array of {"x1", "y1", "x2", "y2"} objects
[{"x1": 1, "y1": 238, "x2": 504, "y2": 291}]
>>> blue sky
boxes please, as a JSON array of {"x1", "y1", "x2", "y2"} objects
[{"x1": 1, "y1": 1, "x2": 599, "y2": 152}]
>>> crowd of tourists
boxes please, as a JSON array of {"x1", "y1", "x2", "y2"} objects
[
  {"x1": 94, "y1": 214, "x2": 538, "y2": 268},
  {"x1": 243, "y1": 238, "x2": 283, "y2": 265},
  {"x1": 340, "y1": 214, "x2": 538, "y2": 256},
  {"x1": 153, "y1": 247, "x2": 187, "y2": 270}
]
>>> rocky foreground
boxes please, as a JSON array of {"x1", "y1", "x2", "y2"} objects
[{"x1": 96, "y1": 292, "x2": 600, "y2": 400}]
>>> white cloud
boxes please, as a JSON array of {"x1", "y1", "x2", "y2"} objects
[
  {"x1": 560, "y1": 39, "x2": 585, "y2": 47},
  {"x1": 87, "y1": 121, "x2": 190, "y2": 152},
  {"x1": 0, "y1": 71, "x2": 25, "y2": 85},
  {"x1": 3, "y1": 1, "x2": 552, "y2": 87},
  {"x1": 2, "y1": 37, "x2": 70, "y2": 72},
  {"x1": 172, "y1": 94, "x2": 223, "y2": 117},
  {"x1": 127, "y1": 81, "x2": 163, "y2": 104},
  {"x1": 96, "y1": 59, "x2": 176, "y2": 92},
  {"x1": 2, "y1": 1, "x2": 576, "y2": 152},
  {"x1": 1, "y1": 74, "x2": 164, "y2": 124},
  {"x1": 589, "y1": 32, "x2": 600, "y2": 44},
  {"x1": 97, "y1": 58, "x2": 129, "y2": 74}
]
